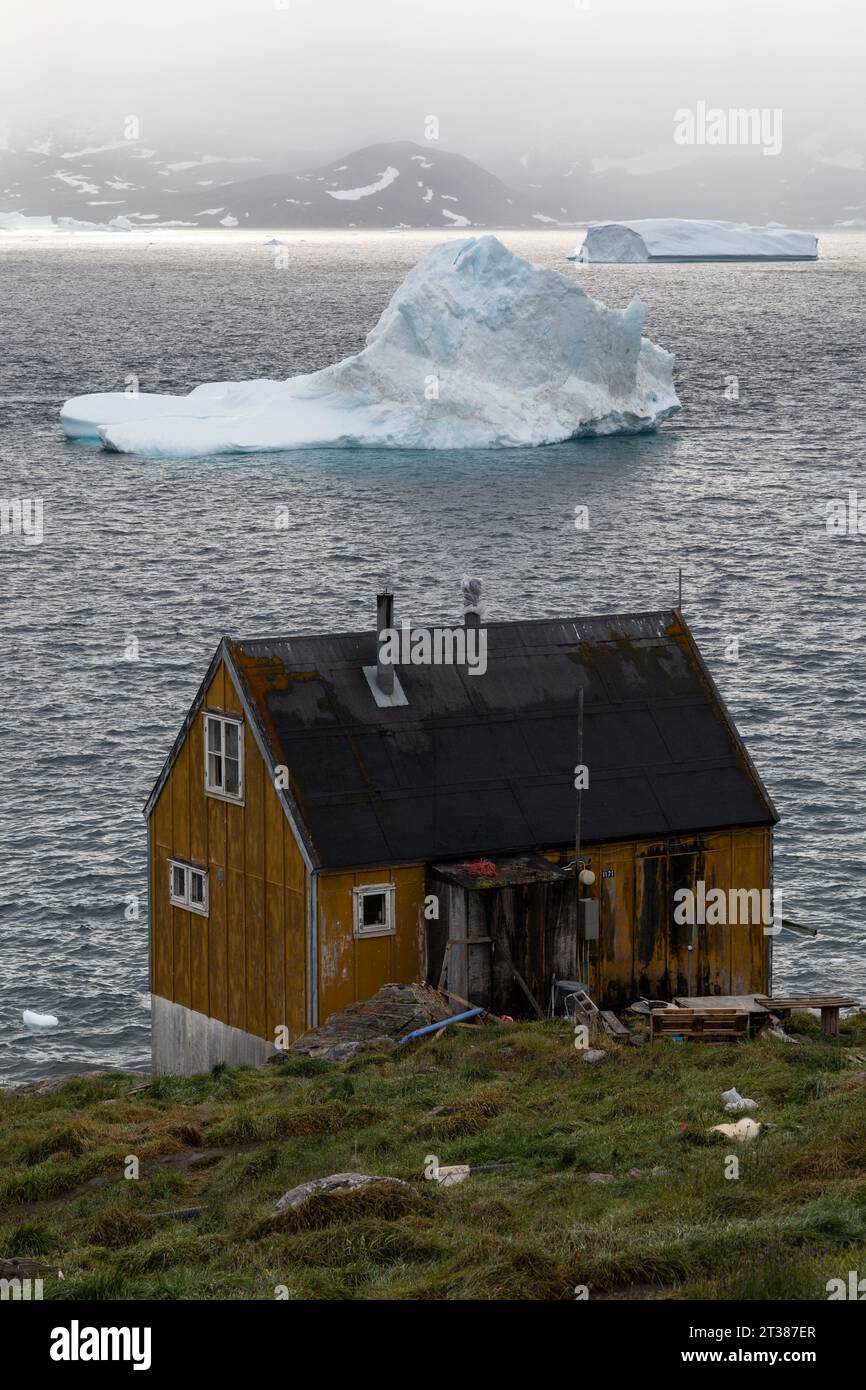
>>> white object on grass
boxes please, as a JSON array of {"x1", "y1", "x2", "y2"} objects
[
  {"x1": 434, "y1": 1164, "x2": 471, "y2": 1186},
  {"x1": 570, "y1": 219, "x2": 818, "y2": 263},
  {"x1": 710, "y1": 1118, "x2": 766, "y2": 1142},
  {"x1": 60, "y1": 234, "x2": 679, "y2": 457},
  {"x1": 721, "y1": 1087, "x2": 758, "y2": 1112}
]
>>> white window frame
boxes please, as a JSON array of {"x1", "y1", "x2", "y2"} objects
[
  {"x1": 168, "y1": 858, "x2": 209, "y2": 917},
  {"x1": 352, "y1": 883, "x2": 396, "y2": 939},
  {"x1": 203, "y1": 711, "x2": 244, "y2": 803}
]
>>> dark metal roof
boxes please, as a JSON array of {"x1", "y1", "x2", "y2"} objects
[{"x1": 220, "y1": 609, "x2": 777, "y2": 869}]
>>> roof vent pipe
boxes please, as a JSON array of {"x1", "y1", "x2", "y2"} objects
[
  {"x1": 376, "y1": 590, "x2": 395, "y2": 695},
  {"x1": 462, "y1": 575, "x2": 482, "y2": 629}
]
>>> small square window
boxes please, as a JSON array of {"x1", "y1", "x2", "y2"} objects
[
  {"x1": 353, "y1": 883, "x2": 395, "y2": 938},
  {"x1": 169, "y1": 859, "x2": 209, "y2": 916},
  {"x1": 204, "y1": 713, "x2": 244, "y2": 802}
]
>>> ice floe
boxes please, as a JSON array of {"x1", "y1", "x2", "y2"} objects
[
  {"x1": 571, "y1": 218, "x2": 818, "y2": 262},
  {"x1": 0, "y1": 212, "x2": 132, "y2": 234},
  {"x1": 60, "y1": 234, "x2": 679, "y2": 457},
  {"x1": 23, "y1": 1010, "x2": 59, "y2": 1030}
]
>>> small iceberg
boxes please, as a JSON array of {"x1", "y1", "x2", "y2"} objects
[
  {"x1": 0, "y1": 212, "x2": 132, "y2": 234},
  {"x1": 60, "y1": 234, "x2": 679, "y2": 457},
  {"x1": 570, "y1": 218, "x2": 818, "y2": 263},
  {"x1": 23, "y1": 1009, "x2": 59, "y2": 1030}
]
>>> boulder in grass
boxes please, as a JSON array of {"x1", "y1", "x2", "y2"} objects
[{"x1": 272, "y1": 1172, "x2": 412, "y2": 1215}]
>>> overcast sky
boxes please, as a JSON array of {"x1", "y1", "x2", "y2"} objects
[{"x1": 3, "y1": 0, "x2": 864, "y2": 167}]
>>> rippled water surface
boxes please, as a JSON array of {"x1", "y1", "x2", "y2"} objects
[{"x1": 1, "y1": 228, "x2": 864, "y2": 1085}]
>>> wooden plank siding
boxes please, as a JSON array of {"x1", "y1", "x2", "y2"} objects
[
  {"x1": 316, "y1": 864, "x2": 426, "y2": 1021},
  {"x1": 149, "y1": 658, "x2": 308, "y2": 1044},
  {"x1": 584, "y1": 827, "x2": 771, "y2": 1008},
  {"x1": 529, "y1": 827, "x2": 770, "y2": 1010}
]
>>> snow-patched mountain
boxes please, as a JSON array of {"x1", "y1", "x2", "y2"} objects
[
  {"x1": 0, "y1": 135, "x2": 272, "y2": 227},
  {"x1": 0, "y1": 137, "x2": 561, "y2": 229},
  {"x1": 170, "y1": 142, "x2": 555, "y2": 228},
  {"x1": 60, "y1": 235, "x2": 679, "y2": 456},
  {"x1": 6, "y1": 130, "x2": 863, "y2": 230}
]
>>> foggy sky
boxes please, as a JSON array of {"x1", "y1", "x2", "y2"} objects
[{"x1": 3, "y1": 0, "x2": 864, "y2": 168}]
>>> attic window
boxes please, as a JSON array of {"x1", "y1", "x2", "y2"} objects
[
  {"x1": 169, "y1": 859, "x2": 209, "y2": 917},
  {"x1": 353, "y1": 883, "x2": 395, "y2": 938},
  {"x1": 204, "y1": 712, "x2": 244, "y2": 802}
]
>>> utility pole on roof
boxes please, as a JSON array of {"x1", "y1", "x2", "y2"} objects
[{"x1": 575, "y1": 684, "x2": 584, "y2": 885}]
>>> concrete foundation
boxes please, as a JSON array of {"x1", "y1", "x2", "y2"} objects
[{"x1": 151, "y1": 995, "x2": 276, "y2": 1074}]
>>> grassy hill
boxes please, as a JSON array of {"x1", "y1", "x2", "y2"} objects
[{"x1": 2, "y1": 1012, "x2": 865, "y2": 1301}]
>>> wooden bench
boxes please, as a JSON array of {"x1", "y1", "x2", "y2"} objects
[
  {"x1": 755, "y1": 995, "x2": 857, "y2": 1038},
  {"x1": 649, "y1": 1008, "x2": 749, "y2": 1044}
]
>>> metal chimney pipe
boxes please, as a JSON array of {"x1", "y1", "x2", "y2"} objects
[
  {"x1": 376, "y1": 590, "x2": 395, "y2": 695},
  {"x1": 462, "y1": 575, "x2": 482, "y2": 628}
]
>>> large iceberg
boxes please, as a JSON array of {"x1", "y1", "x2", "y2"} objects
[
  {"x1": 571, "y1": 219, "x2": 818, "y2": 263},
  {"x1": 61, "y1": 235, "x2": 679, "y2": 457}
]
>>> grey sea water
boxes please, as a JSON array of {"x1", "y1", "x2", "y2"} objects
[{"x1": 1, "y1": 228, "x2": 864, "y2": 1086}]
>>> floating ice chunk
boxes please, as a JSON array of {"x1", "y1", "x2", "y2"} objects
[
  {"x1": 0, "y1": 212, "x2": 131, "y2": 234},
  {"x1": 23, "y1": 1009, "x2": 59, "y2": 1029},
  {"x1": 61, "y1": 234, "x2": 680, "y2": 457},
  {"x1": 570, "y1": 219, "x2": 818, "y2": 263}
]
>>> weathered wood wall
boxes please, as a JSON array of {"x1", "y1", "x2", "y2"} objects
[
  {"x1": 429, "y1": 827, "x2": 771, "y2": 1012},
  {"x1": 150, "y1": 658, "x2": 308, "y2": 1044},
  {"x1": 426, "y1": 873, "x2": 580, "y2": 1016},
  {"x1": 584, "y1": 826, "x2": 771, "y2": 1008},
  {"x1": 316, "y1": 865, "x2": 426, "y2": 1020}
]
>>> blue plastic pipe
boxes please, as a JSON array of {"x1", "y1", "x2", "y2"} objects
[{"x1": 398, "y1": 1007, "x2": 485, "y2": 1044}]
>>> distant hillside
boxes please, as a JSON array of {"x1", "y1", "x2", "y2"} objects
[
  {"x1": 0, "y1": 138, "x2": 567, "y2": 230},
  {"x1": 504, "y1": 131, "x2": 866, "y2": 229},
  {"x1": 178, "y1": 141, "x2": 556, "y2": 229},
  {"x1": 2, "y1": 131, "x2": 863, "y2": 230}
]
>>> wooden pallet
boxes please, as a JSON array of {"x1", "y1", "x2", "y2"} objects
[{"x1": 649, "y1": 1008, "x2": 749, "y2": 1044}]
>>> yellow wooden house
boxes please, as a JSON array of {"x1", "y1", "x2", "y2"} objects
[{"x1": 144, "y1": 594, "x2": 779, "y2": 1072}]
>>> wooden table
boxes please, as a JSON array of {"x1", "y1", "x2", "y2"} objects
[{"x1": 755, "y1": 995, "x2": 857, "y2": 1037}]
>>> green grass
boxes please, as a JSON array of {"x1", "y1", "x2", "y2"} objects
[{"x1": 2, "y1": 1013, "x2": 865, "y2": 1301}]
